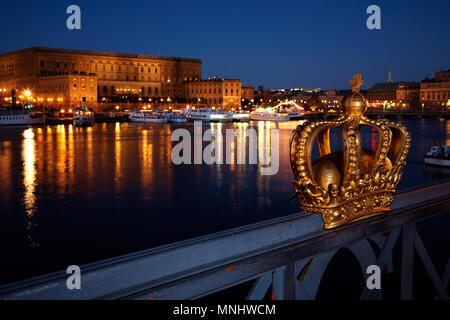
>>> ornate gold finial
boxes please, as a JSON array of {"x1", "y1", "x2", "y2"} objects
[
  {"x1": 350, "y1": 73, "x2": 363, "y2": 92},
  {"x1": 289, "y1": 74, "x2": 411, "y2": 229}
]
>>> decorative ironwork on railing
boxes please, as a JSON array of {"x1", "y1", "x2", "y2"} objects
[{"x1": 0, "y1": 181, "x2": 449, "y2": 300}]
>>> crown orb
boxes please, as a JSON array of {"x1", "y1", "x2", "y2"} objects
[
  {"x1": 341, "y1": 92, "x2": 369, "y2": 116},
  {"x1": 312, "y1": 156, "x2": 341, "y2": 190}
]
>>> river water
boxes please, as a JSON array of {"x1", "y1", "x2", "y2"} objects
[{"x1": 0, "y1": 118, "x2": 449, "y2": 285}]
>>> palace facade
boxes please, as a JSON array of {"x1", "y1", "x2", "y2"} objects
[
  {"x1": 0, "y1": 47, "x2": 202, "y2": 110},
  {"x1": 183, "y1": 78, "x2": 242, "y2": 109},
  {"x1": 420, "y1": 70, "x2": 450, "y2": 110}
]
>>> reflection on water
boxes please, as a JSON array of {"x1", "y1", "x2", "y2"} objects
[
  {"x1": 115, "y1": 122, "x2": 122, "y2": 194},
  {"x1": 446, "y1": 120, "x2": 450, "y2": 146},
  {"x1": 141, "y1": 129, "x2": 153, "y2": 200},
  {"x1": 22, "y1": 129, "x2": 38, "y2": 247},
  {"x1": 0, "y1": 141, "x2": 12, "y2": 201},
  {"x1": 0, "y1": 119, "x2": 448, "y2": 284}
]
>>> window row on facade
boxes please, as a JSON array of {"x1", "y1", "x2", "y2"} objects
[{"x1": 421, "y1": 90, "x2": 450, "y2": 101}]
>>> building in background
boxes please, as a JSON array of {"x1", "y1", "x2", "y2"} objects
[
  {"x1": 240, "y1": 85, "x2": 255, "y2": 109},
  {"x1": 319, "y1": 89, "x2": 343, "y2": 109},
  {"x1": 36, "y1": 74, "x2": 98, "y2": 108},
  {"x1": 367, "y1": 82, "x2": 400, "y2": 106},
  {"x1": 183, "y1": 77, "x2": 242, "y2": 109},
  {"x1": 420, "y1": 70, "x2": 450, "y2": 110},
  {"x1": 367, "y1": 60, "x2": 399, "y2": 108},
  {"x1": 0, "y1": 47, "x2": 202, "y2": 111},
  {"x1": 241, "y1": 85, "x2": 254, "y2": 101},
  {"x1": 396, "y1": 83, "x2": 420, "y2": 110}
]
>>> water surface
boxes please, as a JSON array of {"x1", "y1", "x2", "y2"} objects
[{"x1": 0, "y1": 118, "x2": 449, "y2": 284}]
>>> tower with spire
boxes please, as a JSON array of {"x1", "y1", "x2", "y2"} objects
[{"x1": 386, "y1": 58, "x2": 393, "y2": 83}]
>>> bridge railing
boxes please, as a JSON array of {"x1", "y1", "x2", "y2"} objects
[
  {"x1": 0, "y1": 181, "x2": 449, "y2": 300},
  {"x1": 365, "y1": 109, "x2": 450, "y2": 116}
]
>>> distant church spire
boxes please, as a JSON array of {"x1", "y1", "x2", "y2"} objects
[{"x1": 387, "y1": 57, "x2": 393, "y2": 83}]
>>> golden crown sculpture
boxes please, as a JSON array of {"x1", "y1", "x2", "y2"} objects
[{"x1": 290, "y1": 74, "x2": 411, "y2": 229}]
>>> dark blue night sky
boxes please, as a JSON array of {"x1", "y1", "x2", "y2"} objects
[{"x1": 1, "y1": 0, "x2": 449, "y2": 89}]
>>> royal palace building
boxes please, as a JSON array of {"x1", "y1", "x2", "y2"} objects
[
  {"x1": 420, "y1": 70, "x2": 450, "y2": 110},
  {"x1": 183, "y1": 77, "x2": 242, "y2": 109},
  {"x1": 0, "y1": 47, "x2": 202, "y2": 110}
]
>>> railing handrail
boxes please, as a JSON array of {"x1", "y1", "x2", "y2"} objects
[{"x1": 1, "y1": 180, "x2": 449, "y2": 300}]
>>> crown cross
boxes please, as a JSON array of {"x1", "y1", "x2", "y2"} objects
[{"x1": 349, "y1": 74, "x2": 363, "y2": 92}]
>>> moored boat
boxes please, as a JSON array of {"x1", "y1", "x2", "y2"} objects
[
  {"x1": 183, "y1": 108, "x2": 233, "y2": 122},
  {"x1": 73, "y1": 108, "x2": 95, "y2": 126},
  {"x1": 156, "y1": 111, "x2": 187, "y2": 123},
  {"x1": 0, "y1": 110, "x2": 45, "y2": 125},
  {"x1": 423, "y1": 144, "x2": 450, "y2": 167},
  {"x1": 129, "y1": 110, "x2": 168, "y2": 123},
  {"x1": 232, "y1": 111, "x2": 250, "y2": 122},
  {"x1": 249, "y1": 108, "x2": 290, "y2": 121},
  {"x1": 167, "y1": 113, "x2": 187, "y2": 123},
  {"x1": 287, "y1": 109, "x2": 303, "y2": 120}
]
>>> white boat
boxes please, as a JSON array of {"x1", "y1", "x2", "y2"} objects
[
  {"x1": 0, "y1": 110, "x2": 45, "y2": 125},
  {"x1": 129, "y1": 110, "x2": 167, "y2": 123},
  {"x1": 232, "y1": 111, "x2": 250, "y2": 122},
  {"x1": 424, "y1": 145, "x2": 450, "y2": 167},
  {"x1": 73, "y1": 109, "x2": 95, "y2": 126},
  {"x1": 249, "y1": 108, "x2": 290, "y2": 121},
  {"x1": 156, "y1": 111, "x2": 187, "y2": 123},
  {"x1": 271, "y1": 101, "x2": 304, "y2": 120},
  {"x1": 183, "y1": 108, "x2": 233, "y2": 122},
  {"x1": 287, "y1": 109, "x2": 304, "y2": 119}
]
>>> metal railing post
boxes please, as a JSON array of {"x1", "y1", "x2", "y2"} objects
[{"x1": 401, "y1": 223, "x2": 416, "y2": 300}]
